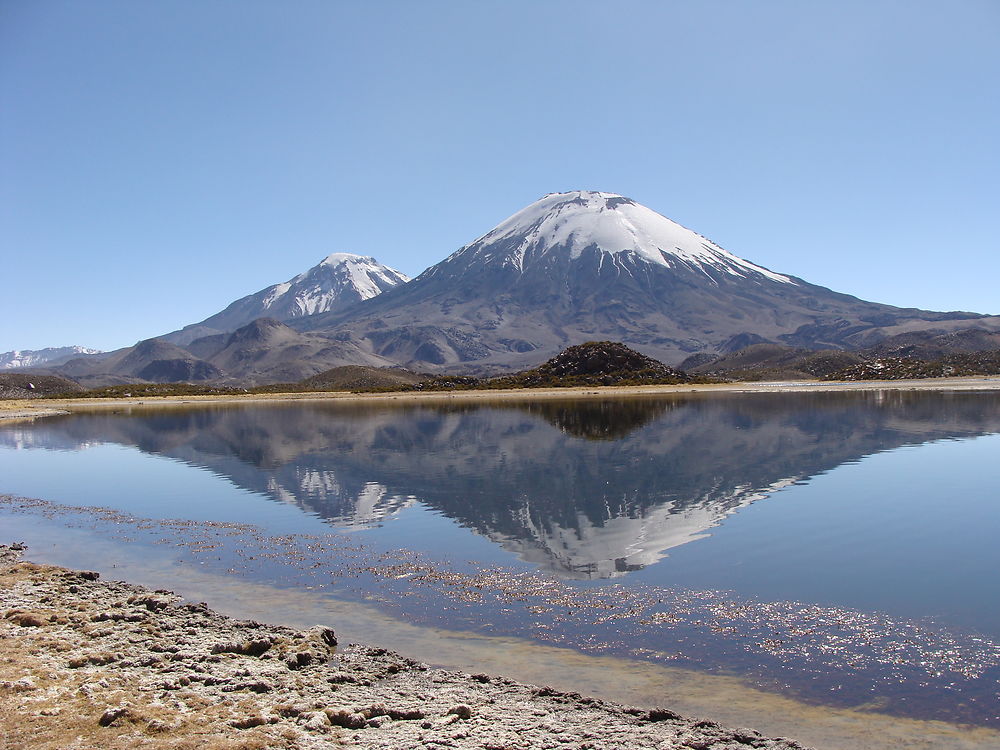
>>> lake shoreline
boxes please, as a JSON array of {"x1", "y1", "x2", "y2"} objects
[
  {"x1": 0, "y1": 542, "x2": 809, "y2": 749},
  {"x1": 3, "y1": 375, "x2": 1000, "y2": 421}
]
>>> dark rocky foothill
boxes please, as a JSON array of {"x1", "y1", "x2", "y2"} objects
[
  {"x1": 685, "y1": 340, "x2": 1000, "y2": 382},
  {"x1": 823, "y1": 350, "x2": 1000, "y2": 381},
  {"x1": 0, "y1": 372, "x2": 84, "y2": 399},
  {"x1": 410, "y1": 341, "x2": 702, "y2": 391}
]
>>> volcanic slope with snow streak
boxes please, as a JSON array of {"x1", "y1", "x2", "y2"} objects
[
  {"x1": 163, "y1": 254, "x2": 410, "y2": 345},
  {"x1": 295, "y1": 191, "x2": 996, "y2": 372}
]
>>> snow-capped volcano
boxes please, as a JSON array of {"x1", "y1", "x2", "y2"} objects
[
  {"x1": 71, "y1": 190, "x2": 1000, "y2": 384},
  {"x1": 447, "y1": 191, "x2": 793, "y2": 284},
  {"x1": 295, "y1": 190, "x2": 996, "y2": 372},
  {"x1": 163, "y1": 253, "x2": 409, "y2": 345}
]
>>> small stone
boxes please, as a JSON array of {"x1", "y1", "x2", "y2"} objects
[
  {"x1": 447, "y1": 704, "x2": 472, "y2": 720},
  {"x1": 11, "y1": 677, "x2": 37, "y2": 692},
  {"x1": 387, "y1": 707, "x2": 425, "y2": 720},
  {"x1": 303, "y1": 711, "x2": 331, "y2": 731},
  {"x1": 324, "y1": 708, "x2": 367, "y2": 729},
  {"x1": 327, "y1": 671, "x2": 357, "y2": 684},
  {"x1": 230, "y1": 715, "x2": 267, "y2": 729},
  {"x1": 285, "y1": 651, "x2": 315, "y2": 669},
  {"x1": 646, "y1": 708, "x2": 682, "y2": 722},
  {"x1": 304, "y1": 625, "x2": 338, "y2": 648},
  {"x1": 8, "y1": 611, "x2": 47, "y2": 627},
  {"x1": 99, "y1": 706, "x2": 130, "y2": 727},
  {"x1": 146, "y1": 719, "x2": 170, "y2": 733},
  {"x1": 361, "y1": 702, "x2": 388, "y2": 719}
]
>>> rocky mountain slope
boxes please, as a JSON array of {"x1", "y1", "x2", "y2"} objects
[
  {"x1": 682, "y1": 344, "x2": 866, "y2": 381},
  {"x1": 294, "y1": 191, "x2": 1000, "y2": 373},
  {"x1": 687, "y1": 329, "x2": 1000, "y2": 381},
  {"x1": 54, "y1": 319, "x2": 397, "y2": 387},
  {"x1": 162, "y1": 253, "x2": 410, "y2": 346}
]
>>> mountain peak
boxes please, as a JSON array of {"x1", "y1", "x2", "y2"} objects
[
  {"x1": 293, "y1": 253, "x2": 411, "y2": 302},
  {"x1": 316, "y1": 252, "x2": 370, "y2": 268},
  {"x1": 161, "y1": 253, "x2": 410, "y2": 346},
  {"x1": 455, "y1": 190, "x2": 793, "y2": 284}
]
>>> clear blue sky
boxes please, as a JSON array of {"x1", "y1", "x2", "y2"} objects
[{"x1": 2, "y1": 0, "x2": 998, "y2": 352}]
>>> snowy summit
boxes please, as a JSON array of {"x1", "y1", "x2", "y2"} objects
[
  {"x1": 261, "y1": 253, "x2": 411, "y2": 318},
  {"x1": 452, "y1": 191, "x2": 793, "y2": 284}
]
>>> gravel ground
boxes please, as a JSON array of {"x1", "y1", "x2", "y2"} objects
[{"x1": 0, "y1": 544, "x2": 809, "y2": 750}]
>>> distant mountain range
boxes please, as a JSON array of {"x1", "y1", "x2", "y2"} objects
[
  {"x1": 22, "y1": 191, "x2": 1000, "y2": 385},
  {"x1": 0, "y1": 346, "x2": 102, "y2": 370}
]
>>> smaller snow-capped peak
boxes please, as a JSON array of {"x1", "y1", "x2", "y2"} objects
[
  {"x1": 262, "y1": 253, "x2": 410, "y2": 318},
  {"x1": 312, "y1": 253, "x2": 411, "y2": 301},
  {"x1": 458, "y1": 191, "x2": 793, "y2": 284}
]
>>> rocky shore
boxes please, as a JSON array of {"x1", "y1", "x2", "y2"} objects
[{"x1": 0, "y1": 543, "x2": 809, "y2": 750}]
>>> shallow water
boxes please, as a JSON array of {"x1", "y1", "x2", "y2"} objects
[{"x1": 2, "y1": 390, "x2": 999, "y2": 736}]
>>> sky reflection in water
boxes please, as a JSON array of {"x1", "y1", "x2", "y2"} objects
[{"x1": 1, "y1": 390, "x2": 999, "y2": 725}]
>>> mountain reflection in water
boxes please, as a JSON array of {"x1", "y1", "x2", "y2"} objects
[{"x1": 6, "y1": 391, "x2": 1000, "y2": 581}]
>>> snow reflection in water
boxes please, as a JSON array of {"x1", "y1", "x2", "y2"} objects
[{"x1": 2, "y1": 390, "x2": 1000, "y2": 731}]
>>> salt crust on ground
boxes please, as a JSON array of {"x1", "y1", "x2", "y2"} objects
[{"x1": 0, "y1": 545, "x2": 808, "y2": 750}]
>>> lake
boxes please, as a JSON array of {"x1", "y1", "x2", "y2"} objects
[{"x1": 2, "y1": 390, "x2": 999, "y2": 743}]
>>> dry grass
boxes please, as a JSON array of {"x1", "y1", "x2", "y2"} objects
[{"x1": 0, "y1": 563, "x2": 324, "y2": 750}]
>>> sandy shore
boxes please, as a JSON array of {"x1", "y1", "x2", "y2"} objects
[
  {"x1": 2, "y1": 376, "x2": 1000, "y2": 421},
  {"x1": 1, "y1": 544, "x2": 809, "y2": 749}
]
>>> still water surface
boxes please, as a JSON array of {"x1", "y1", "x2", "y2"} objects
[{"x1": 2, "y1": 391, "x2": 999, "y2": 731}]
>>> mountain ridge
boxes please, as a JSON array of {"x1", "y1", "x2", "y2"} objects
[
  {"x1": 292, "y1": 191, "x2": 997, "y2": 373},
  {"x1": 24, "y1": 190, "x2": 1000, "y2": 385}
]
